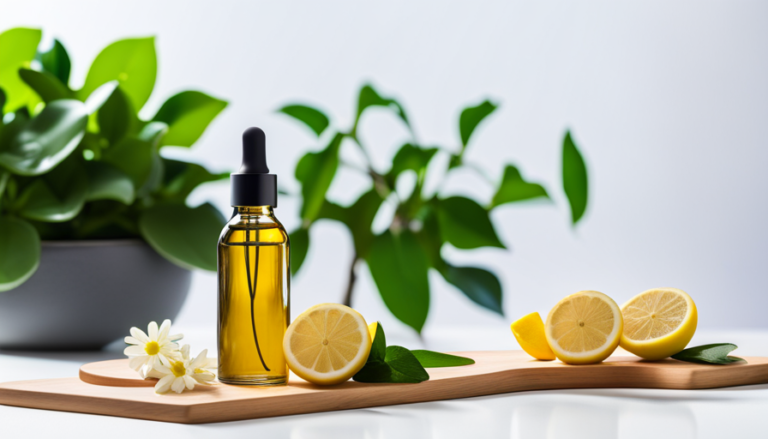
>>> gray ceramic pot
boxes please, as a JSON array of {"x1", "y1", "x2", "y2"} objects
[{"x1": 0, "y1": 240, "x2": 192, "y2": 350}]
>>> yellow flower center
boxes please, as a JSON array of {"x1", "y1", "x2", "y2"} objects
[
  {"x1": 171, "y1": 361, "x2": 186, "y2": 378},
  {"x1": 144, "y1": 341, "x2": 160, "y2": 356}
]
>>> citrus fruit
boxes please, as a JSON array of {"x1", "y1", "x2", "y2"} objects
[
  {"x1": 283, "y1": 303, "x2": 372, "y2": 385},
  {"x1": 510, "y1": 312, "x2": 556, "y2": 361},
  {"x1": 368, "y1": 321, "x2": 378, "y2": 341},
  {"x1": 620, "y1": 287, "x2": 697, "y2": 360},
  {"x1": 544, "y1": 290, "x2": 623, "y2": 364}
]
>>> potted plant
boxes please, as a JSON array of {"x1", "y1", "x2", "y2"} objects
[{"x1": 0, "y1": 28, "x2": 227, "y2": 349}]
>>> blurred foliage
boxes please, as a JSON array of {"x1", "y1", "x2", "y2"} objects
[
  {"x1": 0, "y1": 27, "x2": 228, "y2": 292},
  {"x1": 280, "y1": 84, "x2": 590, "y2": 333}
]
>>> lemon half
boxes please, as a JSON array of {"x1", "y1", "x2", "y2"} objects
[
  {"x1": 620, "y1": 287, "x2": 697, "y2": 360},
  {"x1": 283, "y1": 303, "x2": 372, "y2": 385},
  {"x1": 545, "y1": 290, "x2": 623, "y2": 364}
]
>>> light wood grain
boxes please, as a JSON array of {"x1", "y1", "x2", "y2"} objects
[{"x1": 2, "y1": 351, "x2": 768, "y2": 424}]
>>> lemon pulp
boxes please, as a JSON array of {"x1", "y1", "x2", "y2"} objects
[
  {"x1": 620, "y1": 287, "x2": 697, "y2": 360},
  {"x1": 283, "y1": 303, "x2": 371, "y2": 385},
  {"x1": 545, "y1": 290, "x2": 623, "y2": 364}
]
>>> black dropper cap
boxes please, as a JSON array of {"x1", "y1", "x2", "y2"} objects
[{"x1": 231, "y1": 127, "x2": 277, "y2": 207}]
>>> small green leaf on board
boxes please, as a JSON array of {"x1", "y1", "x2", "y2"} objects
[
  {"x1": 671, "y1": 344, "x2": 746, "y2": 365},
  {"x1": 410, "y1": 350, "x2": 475, "y2": 368},
  {"x1": 278, "y1": 104, "x2": 329, "y2": 137},
  {"x1": 562, "y1": 131, "x2": 588, "y2": 225},
  {"x1": 459, "y1": 100, "x2": 497, "y2": 150}
]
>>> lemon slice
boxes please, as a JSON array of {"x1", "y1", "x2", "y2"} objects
[
  {"x1": 620, "y1": 287, "x2": 697, "y2": 360},
  {"x1": 283, "y1": 303, "x2": 372, "y2": 385},
  {"x1": 545, "y1": 290, "x2": 623, "y2": 364},
  {"x1": 368, "y1": 321, "x2": 378, "y2": 342},
  {"x1": 511, "y1": 312, "x2": 556, "y2": 361}
]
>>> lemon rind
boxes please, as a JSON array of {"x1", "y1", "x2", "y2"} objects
[
  {"x1": 545, "y1": 290, "x2": 624, "y2": 364},
  {"x1": 283, "y1": 303, "x2": 372, "y2": 385}
]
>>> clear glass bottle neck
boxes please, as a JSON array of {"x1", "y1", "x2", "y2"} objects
[{"x1": 236, "y1": 206, "x2": 274, "y2": 217}]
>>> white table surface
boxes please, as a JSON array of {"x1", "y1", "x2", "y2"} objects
[{"x1": 1, "y1": 326, "x2": 766, "y2": 439}]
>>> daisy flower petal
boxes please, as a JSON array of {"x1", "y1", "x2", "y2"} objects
[
  {"x1": 190, "y1": 349, "x2": 208, "y2": 369},
  {"x1": 155, "y1": 375, "x2": 175, "y2": 394},
  {"x1": 168, "y1": 333, "x2": 184, "y2": 342},
  {"x1": 183, "y1": 375, "x2": 196, "y2": 390},
  {"x1": 129, "y1": 355, "x2": 148, "y2": 371},
  {"x1": 181, "y1": 344, "x2": 191, "y2": 360},
  {"x1": 124, "y1": 336, "x2": 143, "y2": 345},
  {"x1": 158, "y1": 320, "x2": 171, "y2": 342},
  {"x1": 124, "y1": 346, "x2": 145, "y2": 356},
  {"x1": 148, "y1": 321, "x2": 158, "y2": 340},
  {"x1": 130, "y1": 327, "x2": 149, "y2": 343},
  {"x1": 171, "y1": 377, "x2": 186, "y2": 394}
]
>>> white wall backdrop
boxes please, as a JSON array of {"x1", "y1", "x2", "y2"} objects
[{"x1": 4, "y1": 1, "x2": 767, "y2": 334}]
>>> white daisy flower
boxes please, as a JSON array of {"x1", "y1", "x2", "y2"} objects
[
  {"x1": 124, "y1": 319, "x2": 183, "y2": 372},
  {"x1": 154, "y1": 344, "x2": 216, "y2": 394}
]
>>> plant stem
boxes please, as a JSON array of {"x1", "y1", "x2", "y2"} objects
[{"x1": 342, "y1": 253, "x2": 359, "y2": 307}]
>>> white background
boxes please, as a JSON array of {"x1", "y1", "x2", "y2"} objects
[{"x1": 3, "y1": 1, "x2": 767, "y2": 338}]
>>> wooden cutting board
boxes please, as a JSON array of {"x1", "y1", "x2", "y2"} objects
[{"x1": 1, "y1": 351, "x2": 767, "y2": 424}]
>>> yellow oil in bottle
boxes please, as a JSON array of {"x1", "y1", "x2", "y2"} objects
[{"x1": 218, "y1": 206, "x2": 290, "y2": 385}]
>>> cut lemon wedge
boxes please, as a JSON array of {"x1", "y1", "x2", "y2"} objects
[
  {"x1": 368, "y1": 321, "x2": 378, "y2": 342},
  {"x1": 511, "y1": 312, "x2": 556, "y2": 361},
  {"x1": 545, "y1": 290, "x2": 623, "y2": 364},
  {"x1": 620, "y1": 287, "x2": 697, "y2": 360},
  {"x1": 283, "y1": 303, "x2": 372, "y2": 385}
]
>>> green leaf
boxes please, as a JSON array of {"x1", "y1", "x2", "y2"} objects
[
  {"x1": 159, "y1": 158, "x2": 227, "y2": 203},
  {"x1": 384, "y1": 346, "x2": 430, "y2": 382},
  {"x1": 289, "y1": 227, "x2": 309, "y2": 276},
  {"x1": 84, "y1": 81, "x2": 119, "y2": 114},
  {"x1": 18, "y1": 68, "x2": 72, "y2": 102},
  {"x1": 436, "y1": 196, "x2": 505, "y2": 249},
  {"x1": 672, "y1": 344, "x2": 746, "y2": 365},
  {"x1": 562, "y1": 131, "x2": 588, "y2": 225},
  {"x1": 410, "y1": 350, "x2": 475, "y2": 368},
  {"x1": 101, "y1": 137, "x2": 154, "y2": 190},
  {"x1": 98, "y1": 86, "x2": 137, "y2": 144},
  {"x1": 36, "y1": 39, "x2": 71, "y2": 85},
  {"x1": 0, "y1": 28, "x2": 42, "y2": 112},
  {"x1": 319, "y1": 189, "x2": 384, "y2": 258},
  {"x1": 0, "y1": 216, "x2": 40, "y2": 292},
  {"x1": 490, "y1": 165, "x2": 549, "y2": 208},
  {"x1": 139, "y1": 202, "x2": 225, "y2": 271},
  {"x1": 138, "y1": 121, "x2": 169, "y2": 147},
  {"x1": 354, "y1": 346, "x2": 429, "y2": 384},
  {"x1": 459, "y1": 100, "x2": 497, "y2": 149},
  {"x1": 369, "y1": 321, "x2": 387, "y2": 362},
  {"x1": 152, "y1": 91, "x2": 227, "y2": 148},
  {"x1": 278, "y1": 104, "x2": 329, "y2": 137},
  {"x1": 366, "y1": 230, "x2": 430, "y2": 333},
  {"x1": 0, "y1": 99, "x2": 88, "y2": 176},
  {"x1": 83, "y1": 161, "x2": 135, "y2": 204},
  {"x1": 354, "y1": 84, "x2": 410, "y2": 133},
  {"x1": 79, "y1": 37, "x2": 157, "y2": 111},
  {"x1": 440, "y1": 264, "x2": 503, "y2": 315},
  {"x1": 17, "y1": 159, "x2": 87, "y2": 222},
  {"x1": 387, "y1": 143, "x2": 438, "y2": 185},
  {"x1": 0, "y1": 88, "x2": 6, "y2": 116},
  {"x1": 295, "y1": 133, "x2": 342, "y2": 221}
]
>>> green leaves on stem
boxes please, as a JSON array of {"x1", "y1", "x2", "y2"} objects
[
  {"x1": 152, "y1": 91, "x2": 227, "y2": 148},
  {"x1": 0, "y1": 27, "x2": 42, "y2": 112},
  {"x1": 672, "y1": 344, "x2": 746, "y2": 365},
  {"x1": 282, "y1": 84, "x2": 592, "y2": 333}
]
